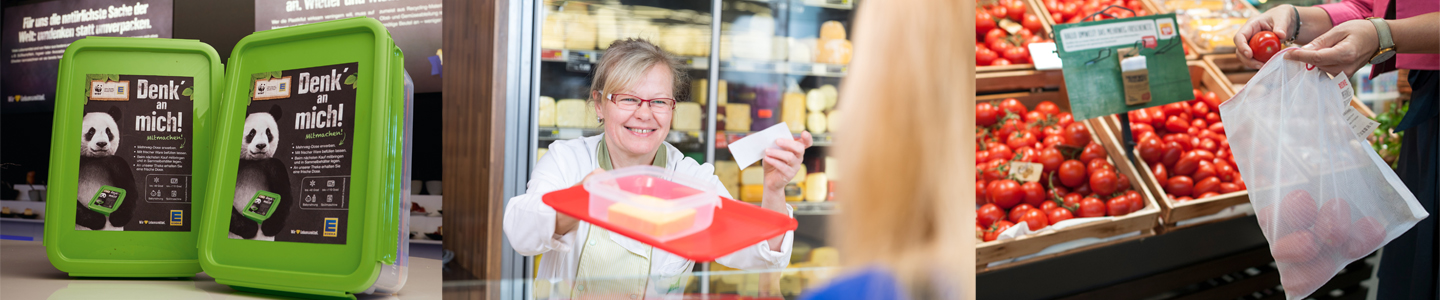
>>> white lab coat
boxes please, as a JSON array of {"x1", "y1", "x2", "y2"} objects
[{"x1": 504, "y1": 134, "x2": 794, "y2": 294}]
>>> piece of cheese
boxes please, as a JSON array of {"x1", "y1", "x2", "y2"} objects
[
  {"x1": 692, "y1": 79, "x2": 707, "y2": 105},
  {"x1": 582, "y1": 100, "x2": 601, "y2": 128},
  {"x1": 805, "y1": 89, "x2": 826, "y2": 112},
  {"x1": 741, "y1": 184, "x2": 764, "y2": 202},
  {"x1": 816, "y1": 38, "x2": 853, "y2": 65},
  {"x1": 672, "y1": 102, "x2": 702, "y2": 131},
  {"x1": 564, "y1": 11, "x2": 598, "y2": 50},
  {"x1": 818, "y1": 84, "x2": 839, "y2": 110},
  {"x1": 555, "y1": 99, "x2": 589, "y2": 128},
  {"x1": 725, "y1": 103, "x2": 751, "y2": 132},
  {"x1": 784, "y1": 182, "x2": 804, "y2": 202},
  {"x1": 595, "y1": 8, "x2": 618, "y2": 50},
  {"x1": 537, "y1": 96, "x2": 557, "y2": 127},
  {"x1": 810, "y1": 247, "x2": 840, "y2": 266},
  {"x1": 825, "y1": 156, "x2": 839, "y2": 181},
  {"x1": 542, "y1": 11, "x2": 566, "y2": 49},
  {"x1": 714, "y1": 160, "x2": 741, "y2": 198},
  {"x1": 819, "y1": 21, "x2": 846, "y2": 40},
  {"x1": 827, "y1": 110, "x2": 840, "y2": 133},
  {"x1": 608, "y1": 195, "x2": 696, "y2": 237},
  {"x1": 782, "y1": 92, "x2": 806, "y2": 133},
  {"x1": 788, "y1": 38, "x2": 813, "y2": 63},
  {"x1": 792, "y1": 164, "x2": 807, "y2": 183},
  {"x1": 741, "y1": 165, "x2": 764, "y2": 185},
  {"x1": 805, "y1": 173, "x2": 828, "y2": 202},
  {"x1": 806, "y1": 111, "x2": 828, "y2": 134}
]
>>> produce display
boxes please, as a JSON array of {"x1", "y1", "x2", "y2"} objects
[
  {"x1": 975, "y1": 99, "x2": 1146, "y2": 242},
  {"x1": 976, "y1": 0, "x2": 1052, "y2": 66},
  {"x1": 1129, "y1": 89, "x2": 1248, "y2": 202}
]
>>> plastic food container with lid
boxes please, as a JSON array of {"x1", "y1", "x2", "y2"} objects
[
  {"x1": 585, "y1": 165, "x2": 719, "y2": 241},
  {"x1": 46, "y1": 37, "x2": 223, "y2": 277},
  {"x1": 197, "y1": 17, "x2": 411, "y2": 298}
]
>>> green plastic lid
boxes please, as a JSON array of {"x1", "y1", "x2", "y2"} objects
[
  {"x1": 45, "y1": 36, "x2": 223, "y2": 277},
  {"x1": 198, "y1": 17, "x2": 410, "y2": 299}
]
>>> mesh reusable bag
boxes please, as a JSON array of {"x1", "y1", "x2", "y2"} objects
[{"x1": 1219, "y1": 49, "x2": 1429, "y2": 300}]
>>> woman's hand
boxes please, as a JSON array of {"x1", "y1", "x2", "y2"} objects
[
  {"x1": 1235, "y1": 5, "x2": 1302, "y2": 69},
  {"x1": 762, "y1": 132, "x2": 814, "y2": 194},
  {"x1": 1287, "y1": 19, "x2": 1380, "y2": 77},
  {"x1": 555, "y1": 169, "x2": 607, "y2": 235}
]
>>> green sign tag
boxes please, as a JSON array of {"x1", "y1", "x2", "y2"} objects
[{"x1": 1053, "y1": 13, "x2": 1194, "y2": 120}]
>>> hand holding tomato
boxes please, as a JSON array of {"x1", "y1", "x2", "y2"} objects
[
  {"x1": 1248, "y1": 31, "x2": 1283, "y2": 63},
  {"x1": 1234, "y1": 4, "x2": 1303, "y2": 69}
]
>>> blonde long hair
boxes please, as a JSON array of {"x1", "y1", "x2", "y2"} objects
[{"x1": 831, "y1": 0, "x2": 975, "y2": 298}]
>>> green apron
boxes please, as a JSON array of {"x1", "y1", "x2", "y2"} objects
[{"x1": 571, "y1": 136, "x2": 667, "y2": 298}]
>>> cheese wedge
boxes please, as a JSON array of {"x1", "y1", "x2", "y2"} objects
[
  {"x1": 537, "y1": 96, "x2": 557, "y2": 127},
  {"x1": 608, "y1": 195, "x2": 696, "y2": 237}
]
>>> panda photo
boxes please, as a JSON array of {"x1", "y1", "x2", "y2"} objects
[
  {"x1": 230, "y1": 104, "x2": 294, "y2": 241},
  {"x1": 76, "y1": 106, "x2": 138, "y2": 231}
]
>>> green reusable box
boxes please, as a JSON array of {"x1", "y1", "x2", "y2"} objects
[
  {"x1": 198, "y1": 17, "x2": 411, "y2": 299},
  {"x1": 45, "y1": 37, "x2": 222, "y2": 277}
]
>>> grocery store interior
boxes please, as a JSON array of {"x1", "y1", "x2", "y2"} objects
[{"x1": 1, "y1": 0, "x2": 1431, "y2": 299}]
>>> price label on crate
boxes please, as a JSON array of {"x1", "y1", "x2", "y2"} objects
[{"x1": 1008, "y1": 162, "x2": 1044, "y2": 182}]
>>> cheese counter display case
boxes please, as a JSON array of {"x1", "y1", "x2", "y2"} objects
[{"x1": 529, "y1": 0, "x2": 853, "y2": 297}]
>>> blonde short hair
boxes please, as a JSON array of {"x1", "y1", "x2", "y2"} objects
[{"x1": 589, "y1": 38, "x2": 689, "y2": 104}]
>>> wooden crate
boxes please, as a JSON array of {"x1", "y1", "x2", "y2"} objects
[
  {"x1": 1095, "y1": 60, "x2": 1252, "y2": 232},
  {"x1": 977, "y1": 69, "x2": 1066, "y2": 95},
  {"x1": 1204, "y1": 54, "x2": 1376, "y2": 117},
  {"x1": 978, "y1": 0, "x2": 1058, "y2": 73},
  {"x1": 976, "y1": 116, "x2": 1162, "y2": 268}
]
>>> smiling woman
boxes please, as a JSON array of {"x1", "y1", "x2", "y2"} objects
[{"x1": 503, "y1": 37, "x2": 813, "y2": 299}]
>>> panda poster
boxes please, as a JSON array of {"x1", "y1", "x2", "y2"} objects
[
  {"x1": 230, "y1": 62, "x2": 357, "y2": 245},
  {"x1": 77, "y1": 74, "x2": 193, "y2": 232}
]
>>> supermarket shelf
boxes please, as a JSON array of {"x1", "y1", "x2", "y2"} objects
[
  {"x1": 721, "y1": 59, "x2": 848, "y2": 77},
  {"x1": 410, "y1": 239, "x2": 443, "y2": 245},
  {"x1": 541, "y1": 48, "x2": 710, "y2": 69},
  {"x1": 538, "y1": 127, "x2": 703, "y2": 143},
  {"x1": 0, "y1": 218, "x2": 43, "y2": 224},
  {"x1": 788, "y1": 201, "x2": 837, "y2": 215}
]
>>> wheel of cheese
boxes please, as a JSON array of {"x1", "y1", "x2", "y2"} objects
[
  {"x1": 805, "y1": 173, "x2": 828, "y2": 202},
  {"x1": 805, "y1": 88, "x2": 826, "y2": 112},
  {"x1": 806, "y1": 111, "x2": 828, "y2": 134},
  {"x1": 537, "y1": 96, "x2": 557, "y2": 127},
  {"x1": 555, "y1": 99, "x2": 589, "y2": 128},
  {"x1": 818, "y1": 85, "x2": 839, "y2": 110},
  {"x1": 819, "y1": 21, "x2": 846, "y2": 40},
  {"x1": 725, "y1": 103, "x2": 751, "y2": 132},
  {"x1": 817, "y1": 39, "x2": 853, "y2": 65},
  {"x1": 741, "y1": 165, "x2": 764, "y2": 185}
]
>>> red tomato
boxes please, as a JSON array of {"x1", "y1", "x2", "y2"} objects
[
  {"x1": 1137, "y1": 136, "x2": 1165, "y2": 164},
  {"x1": 1249, "y1": 31, "x2": 1282, "y2": 63},
  {"x1": 1107, "y1": 196, "x2": 1130, "y2": 216},
  {"x1": 1165, "y1": 115, "x2": 1190, "y2": 132},
  {"x1": 1037, "y1": 147, "x2": 1065, "y2": 173},
  {"x1": 977, "y1": 179, "x2": 989, "y2": 204},
  {"x1": 988, "y1": 144, "x2": 1013, "y2": 162},
  {"x1": 1191, "y1": 101, "x2": 1210, "y2": 116},
  {"x1": 1022, "y1": 181, "x2": 1046, "y2": 207},
  {"x1": 1015, "y1": 28, "x2": 1035, "y2": 42},
  {"x1": 1135, "y1": 131, "x2": 1159, "y2": 146},
  {"x1": 1039, "y1": 199, "x2": 1059, "y2": 212},
  {"x1": 1198, "y1": 138, "x2": 1218, "y2": 153},
  {"x1": 1166, "y1": 175, "x2": 1194, "y2": 197},
  {"x1": 1022, "y1": 13, "x2": 1045, "y2": 32},
  {"x1": 1345, "y1": 217, "x2": 1385, "y2": 258},
  {"x1": 1193, "y1": 176, "x2": 1222, "y2": 196},
  {"x1": 1152, "y1": 163, "x2": 1169, "y2": 184},
  {"x1": 983, "y1": 160, "x2": 1007, "y2": 181},
  {"x1": 1024, "y1": 111, "x2": 1047, "y2": 124},
  {"x1": 1219, "y1": 182, "x2": 1240, "y2": 194},
  {"x1": 1033, "y1": 101, "x2": 1059, "y2": 116},
  {"x1": 1197, "y1": 192, "x2": 1221, "y2": 199},
  {"x1": 1008, "y1": 131, "x2": 1038, "y2": 151},
  {"x1": 1072, "y1": 182, "x2": 1092, "y2": 196},
  {"x1": 977, "y1": 203, "x2": 1005, "y2": 227},
  {"x1": 1162, "y1": 102, "x2": 1187, "y2": 117},
  {"x1": 977, "y1": 46, "x2": 999, "y2": 66},
  {"x1": 1063, "y1": 193, "x2": 1082, "y2": 208},
  {"x1": 1000, "y1": 98, "x2": 1028, "y2": 115},
  {"x1": 1004, "y1": 47, "x2": 1031, "y2": 64},
  {"x1": 1021, "y1": 209, "x2": 1049, "y2": 230},
  {"x1": 1193, "y1": 160, "x2": 1217, "y2": 181},
  {"x1": 1080, "y1": 142, "x2": 1107, "y2": 163},
  {"x1": 977, "y1": 102, "x2": 1001, "y2": 126},
  {"x1": 1059, "y1": 159, "x2": 1088, "y2": 188},
  {"x1": 1130, "y1": 109, "x2": 1153, "y2": 125},
  {"x1": 1042, "y1": 125, "x2": 1065, "y2": 140},
  {"x1": 997, "y1": 118, "x2": 1023, "y2": 139},
  {"x1": 1273, "y1": 231, "x2": 1319, "y2": 263},
  {"x1": 1063, "y1": 122, "x2": 1091, "y2": 147},
  {"x1": 1057, "y1": 112, "x2": 1074, "y2": 127},
  {"x1": 1314, "y1": 198, "x2": 1352, "y2": 246},
  {"x1": 1235, "y1": 177, "x2": 1246, "y2": 190},
  {"x1": 1203, "y1": 91, "x2": 1223, "y2": 111},
  {"x1": 1014, "y1": 146, "x2": 1036, "y2": 163},
  {"x1": 1205, "y1": 112, "x2": 1221, "y2": 124},
  {"x1": 1217, "y1": 163, "x2": 1237, "y2": 182},
  {"x1": 1043, "y1": 135, "x2": 1066, "y2": 148},
  {"x1": 1123, "y1": 190, "x2": 1144, "y2": 213},
  {"x1": 1115, "y1": 172, "x2": 1132, "y2": 193},
  {"x1": 978, "y1": 223, "x2": 986, "y2": 240},
  {"x1": 1007, "y1": 0, "x2": 1027, "y2": 20},
  {"x1": 1090, "y1": 169, "x2": 1119, "y2": 196},
  {"x1": 1009, "y1": 203, "x2": 1036, "y2": 223},
  {"x1": 990, "y1": 6, "x2": 1010, "y2": 23},
  {"x1": 1280, "y1": 189, "x2": 1319, "y2": 233},
  {"x1": 1078, "y1": 196, "x2": 1107, "y2": 218},
  {"x1": 1191, "y1": 118, "x2": 1208, "y2": 131},
  {"x1": 989, "y1": 179, "x2": 1024, "y2": 209},
  {"x1": 1086, "y1": 159, "x2": 1113, "y2": 174},
  {"x1": 1174, "y1": 151, "x2": 1201, "y2": 176},
  {"x1": 983, "y1": 220, "x2": 1015, "y2": 242},
  {"x1": 1192, "y1": 149, "x2": 1216, "y2": 161},
  {"x1": 1161, "y1": 141, "x2": 1184, "y2": 166},
  {"x1": 977, "y1": 9, "x2": 997, "y2": 35},
  {"x1": 1209, "y1": 122, "x2": 1225, "y2": 134},
  {"x1": 1046, "y1": 207, "x2": 1075, "y2": 224},
  {"x1": 1175, "y1": 196, "x2": 1194, "y2": 202},
  {"x1": 1130, "y1": 122, "x2": 1155, "y2": 138}
]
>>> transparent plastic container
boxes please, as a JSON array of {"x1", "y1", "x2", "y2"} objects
[{"x1": 585, "y1": 165, "x2": 718, "y2": 241}]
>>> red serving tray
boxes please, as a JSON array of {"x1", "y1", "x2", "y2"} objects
[{"x1": 542, "y1": 185, "x2": 798, "y2": 262}]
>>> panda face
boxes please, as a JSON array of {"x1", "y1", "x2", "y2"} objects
[
  {"x1": 242, "y1": 112, "x2": 280, "y2": 160},
  {"x1": 81, "y1": 112, "x2": 120, "y2": 157}
]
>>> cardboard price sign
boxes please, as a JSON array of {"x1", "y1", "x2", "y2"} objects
[{"x1": 1053, "y1": 13, "x2": 1193, "y2": 120}]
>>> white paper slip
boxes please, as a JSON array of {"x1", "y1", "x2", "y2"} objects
[
  {"x1": 1344, "y1": 105, "x2": 1380, "y2": 140},
  {"x1": 729, "y1": 122, "x2": 793, "y2": 169},
  {"x1": 1029, "y1": 42, "x2": 1062, "y2": 70}
]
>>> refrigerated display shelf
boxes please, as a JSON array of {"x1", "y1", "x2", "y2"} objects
[
  {"x1": 738, "y1": 0, "x2": 855, "y2": 10},
  {"x1": 541, "y1": 48, "x2": 711, "y2": 69}
]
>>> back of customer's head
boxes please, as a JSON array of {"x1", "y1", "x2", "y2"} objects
[{"x1": 831, "y1": 0, "x2": 973, "y2": 298}]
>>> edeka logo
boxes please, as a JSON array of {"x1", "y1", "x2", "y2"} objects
[
  {"x1": 170, "y1": 210, "x2": 183, "y2": 226},
  {"x1": 323, "y1": 218, "x2": 339, "y2": 237}
]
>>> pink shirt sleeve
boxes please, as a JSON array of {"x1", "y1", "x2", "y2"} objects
[{"x1": 1316, "y1": 0, "x2": 1375, "y2": 26}]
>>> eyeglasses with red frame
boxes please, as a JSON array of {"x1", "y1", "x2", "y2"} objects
[{"x1": 607, "y1": 93, "x2": 676, "y2": 113}]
